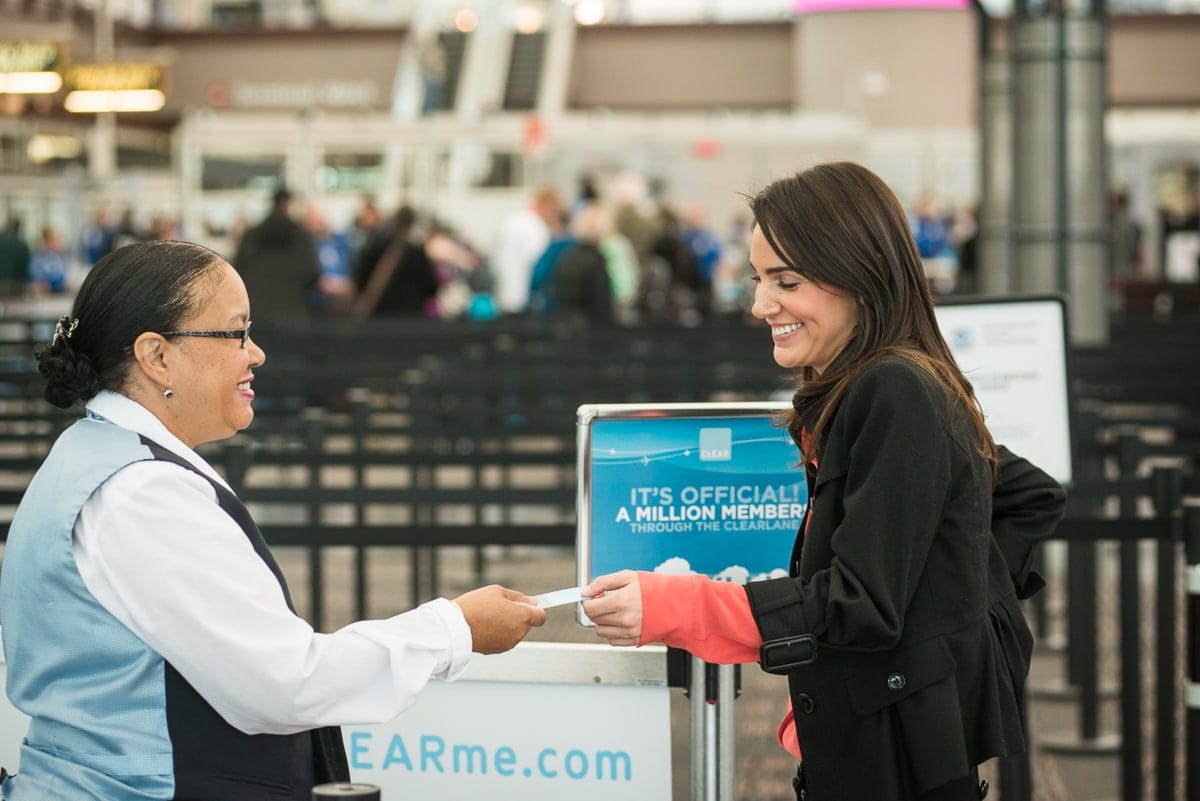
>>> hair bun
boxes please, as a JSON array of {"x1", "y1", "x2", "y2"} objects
[{"x1": 36, "y1": 340, "x2": 102, "y2": 409}]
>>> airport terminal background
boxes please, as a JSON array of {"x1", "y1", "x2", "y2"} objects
[{"x1": 1, "y1": 1, "x2": 1200, "y2": 800}]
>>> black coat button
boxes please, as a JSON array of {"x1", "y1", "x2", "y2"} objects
[
  {"x1": 797, "y1": 693, "x2": 815, "y2": 714},
  {"x1": 886, "y1": 672, "x2": 906, "y2": 691}
]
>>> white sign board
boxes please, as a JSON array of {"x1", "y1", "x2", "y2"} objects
[
  {"x1": 344, "y1": 680, "x2": 670, "y2": 800},
  {"x1": 935, "y1": 297, "x2": 1073, "y2": 484},
  {"x1": 0, "y1": 642, "x2": 671, "y2": 801}
]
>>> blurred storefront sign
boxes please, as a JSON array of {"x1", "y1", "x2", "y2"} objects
[
  {"x1": 203, "y1": 79, "x2": 381, "y2": 109},
  {"x1": 166, "y1": 35, "x2": 400, "y2": 115},
  {"x1": 63, "y1": 62, "x2": 167, "y2": 112},
  {"x1": 26, "y1": 133, "x2": 84, "y2": 164},
  {"x1": 0, "y1": 41, "x2": 65, "y2": 94}
]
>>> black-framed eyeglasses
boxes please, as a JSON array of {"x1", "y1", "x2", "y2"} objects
[{"x1": 159, "y1": 322, "x2": 252, "y2": 349}]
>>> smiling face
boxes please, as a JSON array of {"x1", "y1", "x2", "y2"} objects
[
  {"x1": 160, "y1": 261, "x2": 265, "y2": 448},
  {"x1": 749, "y1": 224, "x2": 858, "y2": 373}
]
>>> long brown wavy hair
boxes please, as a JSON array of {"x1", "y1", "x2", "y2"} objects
[{"x1": 750, "y1": 162, "x2": 997, "y2": 478}]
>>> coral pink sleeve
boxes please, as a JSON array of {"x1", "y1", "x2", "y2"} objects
[
  {"x1": 637, "y1": 571, "x2": 762, "y2": 663},
  {"x1": 777, "y1": 708, "x2": 801, "y2": 760},
  {"x1": 638, "y1": 571, "x2": 802, "y2": 761}
]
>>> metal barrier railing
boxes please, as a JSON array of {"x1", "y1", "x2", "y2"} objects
[{"x1": 1, "y1": 314, "x2": 1198, "y2": 799}]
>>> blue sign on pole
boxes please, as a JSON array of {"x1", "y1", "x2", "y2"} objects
[{"x1": 577, "y1": 404, "x2": 808, "y2": 586}]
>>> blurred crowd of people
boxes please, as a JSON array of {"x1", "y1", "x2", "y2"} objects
[
  {"x1": 493, "y1": 173, "x2": 749, "y2": 328},
  {"x1": 0, "y1": 208, "x2": 182, "y2": 302},
  {"x1": 7, "y1": 169, "x2": 1127, "y2": 319},
  {"x1": 0, "y1": 173, "x2": 754, "y2": 325},
  {"x1": 216, "y1": 174, "x2": 758, "y2": 329},
  {"x1": 227, "y1": 187, "x2": 489, "y2": 326}
]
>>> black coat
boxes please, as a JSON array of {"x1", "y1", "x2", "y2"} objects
[
  {"x1": 353, "y1": 230, "x2": 439, "y2": 316},
  {"x1": 553, "y1": 242, "x2": 614, "y2": 325},
  {"x1": 745, "y1": 356, "x2": 1065, "y2": 801},
  {"x1": 233, "y1": 212, "x2": 320, "y2": 324}
]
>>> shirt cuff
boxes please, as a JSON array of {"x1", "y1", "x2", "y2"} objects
[
  {"x1": 425, "y1": 597, "x2": 474, "y2": 680},
  {"x1": 639, "y1": 571, "x2": 689, "y2": 646}
]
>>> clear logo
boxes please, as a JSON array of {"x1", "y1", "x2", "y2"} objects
[{"x1": 699, "y1": 428, "x2": 732, "y2": 461}]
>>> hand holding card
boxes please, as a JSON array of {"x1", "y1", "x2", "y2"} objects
[{"x1": 532, "y1": 585, "x2": 600, "y2": 609}]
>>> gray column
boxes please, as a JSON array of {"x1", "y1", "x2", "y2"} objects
[
  {"x1": 979, "y1": 54, "x2": 1013, "y2": 295},
  {"x1": 1011, "y1": 13, "x2": 1109, "y2": 345},
  {"x1": 174, "y1": 110, "x2": 203, "y2": 241},
  {"x1": 536, "y1": 2, "x2": 576, "y2": 121},
  {"x1": 1063, "y1": 17, "x2": 1108, "y2": 345},
  {"x1": 88, "y1": 0, "x2": 117, "y2": 182},
  {"x1": 454, "y1": 4, "x2": 514, "y2": 123}
]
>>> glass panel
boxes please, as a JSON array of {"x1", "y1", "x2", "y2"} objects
[
  {"x1": 477, "y1": 152, "x2": 523, "y2": 188},
  {"x1": 316, "y1": 153, "x2": 383, "y2": 194},
  {"x1": 437, "y1": 147, "x2": 524, "y2": 189},
  {"x1": 201, "y1": 155, "x2": 285, "y2": 191}
]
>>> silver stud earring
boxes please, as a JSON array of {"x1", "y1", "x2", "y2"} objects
[{"x1": 163, "y1": 388, "x2": 174, "y2": 399}]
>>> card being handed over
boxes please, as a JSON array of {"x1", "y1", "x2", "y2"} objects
[{"x1": 532, "y1": 585, "x2": 600, "y2": 609}]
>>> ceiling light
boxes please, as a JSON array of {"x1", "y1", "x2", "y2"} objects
[
  {"x1": 0, "y1": 71, "x2": 63, "y2": 94},
  {"x1": 454, "y1": 8, "x2": 478, "y2": 32},
  {"x1": 64, "y1": 88, "x2": 166, "y2": 113},
  {"x1": 574, "y1": 0, "x2": 606, "y2": 24},
  {"x1": 515, "y1": 5, "x2": 544, "y2": 32}
]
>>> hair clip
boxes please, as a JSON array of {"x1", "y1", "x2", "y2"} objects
[{"x1": 52, "y1": 316, "x2": 79, "y2": 347}]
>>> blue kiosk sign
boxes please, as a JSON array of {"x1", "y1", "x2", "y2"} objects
[{"x1": 577, "y1": 403, "x2": 808, "y2": 588}]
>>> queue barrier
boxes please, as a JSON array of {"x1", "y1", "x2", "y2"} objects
[{"x1": 1, "y1": 311, "x2": 1199, "y2": 800}]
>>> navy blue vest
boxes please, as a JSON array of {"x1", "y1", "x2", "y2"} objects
[{"x1": 145, "y1": 441, "x2": 350, "y2": 801}]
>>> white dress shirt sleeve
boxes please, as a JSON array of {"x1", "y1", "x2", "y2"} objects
[{"x1": 74, "y1": 459, "x2": 474, "y2": 735}]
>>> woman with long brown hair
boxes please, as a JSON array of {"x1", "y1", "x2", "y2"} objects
[{"x1": 584, "y1": 162, "x2": 1065, "y2": 801}]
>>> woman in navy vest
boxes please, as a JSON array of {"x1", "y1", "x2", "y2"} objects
[
  {"x1": 0, "y1": 240, "x2": 545, "y2": 801},
  {"x1": 582, "y1": 163, "x2": 1066, "y2": 801}
]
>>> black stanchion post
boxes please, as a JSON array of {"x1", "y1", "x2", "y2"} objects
[
  {"x1": 223, "y1": 440, "x2": 249, "y2": 494},
  {"x1": 347, "y1": 388, "x2": 370, "y2": 621},
  {"x1": 473, "y1": 438, "x2": 486, "y2": 588},
  {"x1": 1184, "y1": 496, "x2": 1200, "y2": 801},
  {"x1": 1117, "y1": 433, "x2": 1143, "y2": 801},
  {"x1": 410, "y1": 397, "x2": 432, "y2": 610},
  {"x1": 1068, "y1": 539, "x2": 1100, "y2": 740},
  {"x1": 1153, "y1": 466, "x2": 1182, "y2": 801},
  {"x1": 302, "y1": 406, "x2": 325, "y2": 631},
  {"x1": 1065, "y1": 419, "x2": 1107, "y2": 736}
]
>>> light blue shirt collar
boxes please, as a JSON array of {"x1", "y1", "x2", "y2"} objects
[{"x1": 85, "y1": 389, "x2": 232, "y2": 490}]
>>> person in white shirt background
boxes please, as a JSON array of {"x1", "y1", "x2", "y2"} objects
[
  {"x1": 490, "y1": 186, "x2": 563, "y2": 314},
  {"x1": 0, "y1": 239, "x2": 545, "y2": 801}
]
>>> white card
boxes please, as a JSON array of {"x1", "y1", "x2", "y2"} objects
[{"x1": 533, "y1": 586, "x2": 594, "y2": 609}]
